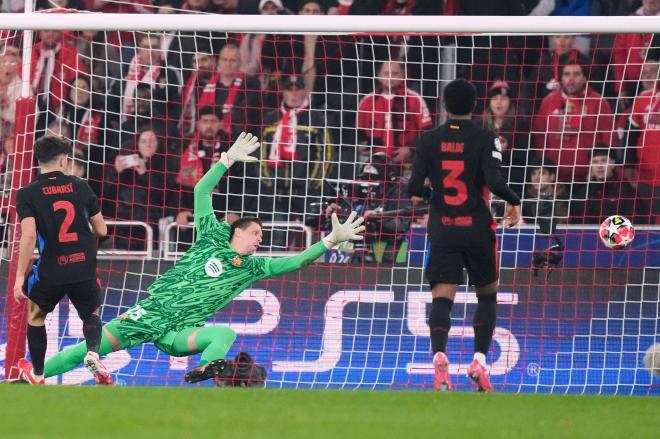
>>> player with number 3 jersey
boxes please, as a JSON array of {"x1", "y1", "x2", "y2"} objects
[
  {"x1": 14, "y1": 136, "x2": 109, "y2": 385},
  {"x1": 408, "y1": 79, "x2": 521, "y2": 392},
  {"x1": 42, "y1": 132, "x2": 365, "y2": 385}
]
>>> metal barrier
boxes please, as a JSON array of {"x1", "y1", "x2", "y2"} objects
[
  {"x1": 161, "y1": 220, "x2": 314, "y2": 261},
  {"x1": 0, "y1": 220, "x2": 155, "y2": 261},
  {"x1": 98, "y1": 220, "x2": 154, "y2": 260}
]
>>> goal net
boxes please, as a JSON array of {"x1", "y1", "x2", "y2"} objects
[{"x1": 0, "y1": 10, "x2": 658, "y2": 394}]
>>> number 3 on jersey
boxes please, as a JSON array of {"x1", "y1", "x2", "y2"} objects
[
  {"x1": 52, "y1": 200, "x2": 79, "y2": 243},
  {"x1": 442, "y1": 160, "x2": 468, "y2": 206}
]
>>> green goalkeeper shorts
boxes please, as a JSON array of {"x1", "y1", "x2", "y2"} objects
[{"x1": 105, "y1": 314, "x2": 199, "y2": 357}]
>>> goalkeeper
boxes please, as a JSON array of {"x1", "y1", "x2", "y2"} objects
[{"x1": 42, "y1": 133, "x2": 365, "y2": 384}]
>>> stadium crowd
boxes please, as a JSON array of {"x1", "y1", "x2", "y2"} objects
[{"x1": 0, "y1": 0, "x2": 659, "y2": 259}]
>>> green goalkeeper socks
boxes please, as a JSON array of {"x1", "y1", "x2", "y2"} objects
[
  {"x1": 167, "y1": 326, "x2": 237, "y2": 367},
  {"x1": 44, "y1": 330, "x2": 115, "y2": 378}
]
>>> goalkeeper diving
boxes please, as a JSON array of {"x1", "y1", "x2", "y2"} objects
[{"x1": 36, "y1": 133, "x2": 365, "y2": 385}]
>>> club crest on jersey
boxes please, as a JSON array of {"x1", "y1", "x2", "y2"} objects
[
  {"x1": 231, "y1": 256, "x2": 244, "y2": 267},
  {"x1": 204, "y1": 258, "x2": 223, "y2": 278}
]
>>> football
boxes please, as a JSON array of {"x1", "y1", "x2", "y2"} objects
[
  {"x1": 643, "y1": 343, "x2": 660, "y2": 378},
  {"x1": 599, "y1": 215, "x2": 635, "y2": 249}
]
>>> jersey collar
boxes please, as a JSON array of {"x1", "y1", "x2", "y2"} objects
[{"x1": 38, "y1": 171, "x2": 65, "y2": 180}]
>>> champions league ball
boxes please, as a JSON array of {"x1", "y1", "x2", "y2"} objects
[
  {"x1": 643, "y1": 344, "x2": 660, "y2": 378},
  {"x1": 599, "y1": 215, "x2": 635, "y2": 249}
]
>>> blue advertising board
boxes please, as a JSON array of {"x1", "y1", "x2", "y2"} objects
[{"x1": 2, "y1": 261, "x2": 657, "y2": 395}]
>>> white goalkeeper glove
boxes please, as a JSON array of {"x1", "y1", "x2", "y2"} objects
[
  {"x1": 221, "y1": 132, "x2": 260, "y2": 167},
  {"x1": 322, "y1": 211, "x2": 366, "y2": 249}
]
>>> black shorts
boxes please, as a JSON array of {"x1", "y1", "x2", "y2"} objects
[
  {"x1": 426, "y1": 231, "x2": 498, "y2": 287},
  {"x1": 26, "y1": 278, "x2": 102, "y2": 318}
]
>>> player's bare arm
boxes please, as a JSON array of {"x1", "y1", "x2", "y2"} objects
[{"x1": 89, "y1": 212, "x2": 108, "y2": 237}]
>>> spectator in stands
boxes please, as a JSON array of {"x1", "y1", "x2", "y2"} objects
[
  {"x1": 60, "y1": 74, "x2": 109, "y2": 189},
  {"x1": 550, "y1": 0, "x2": 591, "y2": 16},
  {"x1": 359, "y1": 153, "x2": 413, "y2": 264},
  {"x1": 0, "y1": 48, "x2": 20, "y2": 143},
  {"x1": 81, "y1": 0, "x2": 153, "y2": 47},
  {"x1": 259, "y1": 74, "x2": 334, "y2": 248},
  {"x1": 337, "y1": 0, "x2": 438, "y2": 15},
  {"x1": 115, "y1": 83, "x2": 178, "y2": 153},
  {"x1": 0, "y1": 135, "x2": 12, "y2": 225},
  {"x1": 295, "y1": 0, "x2": 359, "y2": 117},
  {"x1": 45, "y1": 118, "x2": 73, "y2": 139},
  {"x1": 31, "y1": 29, "x2": 88, "y2": 131},
  {"x1": 640, "y1": 59, "x2": 660, "y2": 93},
  {"x1": 179, "y1": 51, "x2": 217, "y2": 137},
  {"x1": 532, "y1": 58, "x2": 614, "y2": 183},
  {"x1": 241, "y1": 0, "x2": 303, "y2": 93},
  {"x1": 165, "y1": 0, "x2": 226, "y2": 71},
  {"x1": 212, "y1": 0, "x2": 260, "y2": 14},
  {"x1": 240, "y1": 1, "x2": 280, "y2": 76},
  {"x1": 112, "y1": 128, "x2": 178, "y2": 249},
  {"x1": 1, "y1": 0, "x2": 25, "y2": 12},
  {"x1": 570, "y1": 148, "x2": 644, "y2": 224},
  {"x1": 521, "y1": 35, "x2": 590, "y2": 115},
  {"x1": 174, "y1": 106, "x2": 248, "y2": 227},
  {"x1": 112, "y1": 32, "x2": 181, "y2": 129},
  {"x1": 611, "y1": 0, "x2": 660, "y2": 107},
  {"x1": 74, "y1": 30, "x2": 122, "y2": 93},
  {"x1": 298, "y1": 0, "x2": 330, "y2": 93},
  {"x1": 357, "y1": 60, "x2": 432, "y2": 164},
  {"x1": 476, "y1": 80, "x2": 529, "y2": 195},
  {"x1": 36, "y1": 0, "x2": 83, "y2": 10},
  {"x1": 522, "y1": 157, "x2": 569, "y2": 234},
  {"x1": 61, "y1": 75, "x2": 104, "y2": 148},
  {"x1": 70, "y1": 150, "x2": 87, "y2": 179},
  {"x1": 613, "y1": 60, "x2": 659, "y2": 160},
  {"x1": 621, "y1": 62, "x2": 660, "y2": 224},
  {"x1": 197, "y1": 44, "x2": 263, "y2": 136}
]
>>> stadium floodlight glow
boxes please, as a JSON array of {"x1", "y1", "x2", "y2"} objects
[{"x1": 0, "y1": 13, "x2": 659, "y2": 33}]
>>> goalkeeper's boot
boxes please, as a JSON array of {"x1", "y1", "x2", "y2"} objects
[
  {"x1": 17, "y1": 358, "x2": 45, "y2": 385},
  {"x1": 184, "y1": 359, "x2": 228, "y2": 384},
  {"x1": 467, "y1": 359, "x2": 493, "y2": 393},
  {"x1": 432, "y1": 352, "x2": 453, "y2": 391},
  {"x1": 84, "y1": 352, "x2": 113, "y2": 385}
]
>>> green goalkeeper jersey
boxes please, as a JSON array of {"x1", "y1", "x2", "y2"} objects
[{"x1": 114, "y1": 160, "x2": 328, "y2": 344}]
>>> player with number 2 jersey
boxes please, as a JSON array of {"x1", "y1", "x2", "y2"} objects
[{"x1": 13, "y1": 136, "x2": 109, "y2": 385}]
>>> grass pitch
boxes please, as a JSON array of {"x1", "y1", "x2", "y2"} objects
[{"x1": 1, "y1": 385, "x2": 657, "y2": 439}]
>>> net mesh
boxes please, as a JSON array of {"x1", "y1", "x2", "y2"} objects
[{"x1": 0, "y1": 14, "x2": 658, "y2": 393}]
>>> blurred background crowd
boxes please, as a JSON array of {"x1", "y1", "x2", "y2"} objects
[{"x1": 0, "y1": 0, "x2": 658, "y2": 262}]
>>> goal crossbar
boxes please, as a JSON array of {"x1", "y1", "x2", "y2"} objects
[{"x1": 0, "y1": 13, "x2": 659, "y2": 34}]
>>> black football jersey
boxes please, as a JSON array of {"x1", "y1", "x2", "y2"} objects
[
  {"x1": 16, "y1": 171, "x2": 101, "y2": 285},
  {"x1": 408, "y1": 119, "x2": 520, "y2": 241}
]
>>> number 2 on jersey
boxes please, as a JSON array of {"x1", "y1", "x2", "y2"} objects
[
  {"x1": 442, "y1": 160, "x2": 468, "y2": 206},
  {"x1": 52, "y1": 200, "x2": 79, "y2": 243}
]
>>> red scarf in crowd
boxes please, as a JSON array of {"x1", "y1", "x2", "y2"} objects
[
  {"x1": 122, "y1": 54, "x2": 161, "y2": 118},
  {"x1": 31, "y1": 43, "x2": 61, "y2": 97},
  {"x1": 197, "y1": 72, "x2": 245, "y2": 131},
  {"x1": 77, "y1": 109, "x2": 101, "y2": 144},
  {"x1": 267, "y1": 99, "x2": 310, "y2": 168},
  {"x1": 176, "y1": 138, "x2": 222, "y2": 188},
  {"x1": 179, "y1": 70, "x2": 200, "y2": 136}
]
